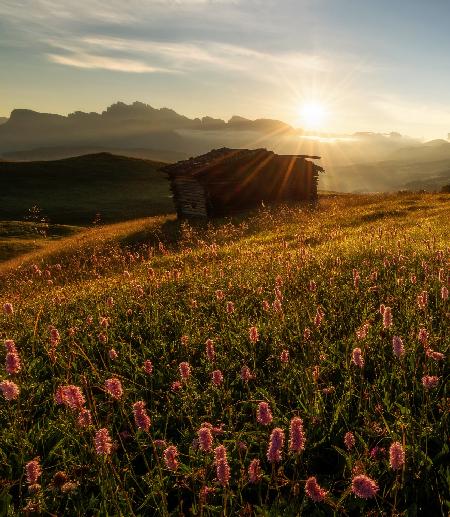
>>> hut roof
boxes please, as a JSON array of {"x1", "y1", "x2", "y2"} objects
[{"x1": 162, "y1": 147, "x2": 324, "y2": 184}]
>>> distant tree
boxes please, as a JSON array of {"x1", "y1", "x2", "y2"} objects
[{"x1": 441, "y1": 184, "x2": 450, "y2": 193}]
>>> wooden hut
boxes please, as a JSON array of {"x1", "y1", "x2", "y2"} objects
[{"x1": 162, "y1": 147, "x2": 324, "y2": 218}]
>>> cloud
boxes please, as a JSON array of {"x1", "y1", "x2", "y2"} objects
[
  {"x1": 0, "y1": 0, "x2": 329, "y2": 78},
  {"x1": 47, "y1": 53, "x2": 172, "y2": 73},
  {"x1": 45, "y1": 35, "x2": 326, "y2": 78}
]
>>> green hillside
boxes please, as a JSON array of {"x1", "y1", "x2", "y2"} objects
[{"x1": 0, "y1": 153, "x2": 174, "y2": 226}]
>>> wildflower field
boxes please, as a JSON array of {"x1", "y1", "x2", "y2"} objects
[{"x1": 0, "y1": 193, "x2": 448, "y2": 516}]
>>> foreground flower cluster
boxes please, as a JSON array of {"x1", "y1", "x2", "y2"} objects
[{"x1": 0, "y1": 195, "x2": 448, "y2": 515}]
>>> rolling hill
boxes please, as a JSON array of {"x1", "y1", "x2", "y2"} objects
[{"x1": 0, "y1": 152, "x2": 173, "y2": 226}]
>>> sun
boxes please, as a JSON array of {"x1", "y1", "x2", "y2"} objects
[{"x1": 299, "y1": 102, "x2": 327, "y2": 129}]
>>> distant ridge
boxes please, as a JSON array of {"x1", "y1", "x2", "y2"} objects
[
  {"x1": 0, "y1": 101, "x2": 294, "y2": 156},
  {"x1": 0, "y1": 152, "x2": 173, "y2": 225},
  {"x1": 3, "y1": 145, "x2": 187, "y2": 163}
]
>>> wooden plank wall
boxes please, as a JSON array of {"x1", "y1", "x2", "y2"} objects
[{"x1": 172, "y1": 176, "x2": 208, "y2": 217}]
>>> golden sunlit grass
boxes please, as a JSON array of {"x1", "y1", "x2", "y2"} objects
[{"x1": 0, "y1": 193, "x2": 448, "y2": 515}]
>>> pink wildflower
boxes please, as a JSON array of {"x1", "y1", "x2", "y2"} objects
[
  {"x1": 267, "y1": 428, "x2": 284, "y2": 463},
  {"x1": 143, "y1": 360, "x2": 153, "y2": 375},
  {"x1": 356, "y1": 322, "x2": 370, "y2": 340},
  {"x1": 94, "y1": 428, "x2": 112, "y2": 455},
  {"x1": 314, "y1": 307, "x2": 324, "y2": 327},
  {"x1": 257, "y1": 402, "x2": 273, "y2": 426},
  {"x1": 216, "y1": 457, "x2": 230, "y2": 486},
  {"x1": 198, "y1": 426, "x2": 213, "y2": 452},
  {"x1": 50, "y1": 327, "x2": 60, "y2": 346},
  {"x1": 226, "y1": 301, "x2": 235, "y2": 314},
  {"x1": 212, "y1": 370, "x2": 223, "y2": 386},
  {"x1": 163, "y1": 445, "x2": 179, "y2": 471},
  {"x1": 392, "y1": 336, "x2": 405, "y2": 357},
  {"x1": 351, "y1": 474, "x2": 379, "y2": 499},
  {"x1": 312, "y1": 365, "x2": 320, "y2": 382},
  {"x1": 273, "y1": 299, "x2": 282, "y2": 313},
  {"x1": 274, "y1": 286, "x2": 283, "y2": 301},
  {"x1": 77, "y1": 408, "x2": 92, "y2": 428},
  {"x1": 249, "y1": 326, "x2": 259, "y2": 344},
  {"x1": 98, "y1": 332, "x2": 107, "y2": 344},
  {"x1": 426, "y1": 349, "x2": 445, "y2": 361},
  {"x1": 215, "y1": 290, "x2": 224, "y2": 300},
  {"x1": 351, "y1": 348, "x2": 364, "y2": 368},
  {"x1": 344, "y1": 432, "x2": 355, "y2": 451},
  {"x1": 379, "y1": 304, "x2": 385, "y2": 315},
  {"x1": 289, "y1": 416, "x2": 306, "y2": 453},
  {"x1": 389, "y1": 442, "x2": 405, "y2": 470},
  {"x1": 240, "y1": 365, "x2": 254, "y2": 382},
  {"x1": 179, "y1": 361, "x2": 191, "y2": 380},
  {"x1": 58, "y1": 385, "x2": 85, "y2": 410},
  {"x1": 5, "y1": 350, "x2": 21, "y2": 374},
  {"x1": 441, "y1": 286, "x2": 448, "y2": 301},
  {"x1": 248, "y1": 458, "x2": 262, "y2": 483},
  {"x1": 309, "y1": 280, "x2": 317, "y2": 292},
  {"x1": 305, "y1": 476, "x2": 327, "y2": 502},
  {"x1": 280, "y1": 349, "x2": 289, "y2": 364},
  {"x1": 3, "y1": 303, "x2": 13, "y2": 315},
  {"x1": 418, "y1": 328, "x2": 429, "y2": 347},
  {"x1": 133, "y1": 401, "x2": 151, "y2": 431},
  {"x1": 422, "y1": 375, "x2": 439, "y2": 389},
  {"x1": 382, "y1": 306, "x2": 393, "y2": 328},
  {"x1": 304, "y1": 328, "x2": 311, "y2": 340},
  {"x1": 205, "y1": 339, "x2": 215, "y2": 362},
  {"x1": 214, "y1": 445, "x2": 230, "y2": 486},
  {"x1": 181, "y1": 335, "x2": 189, "y2": 346},
  {"x1": 108, "y1": 349, "x2": 118, "y2": 360},
  {"x1": 417, "y1": 291, "x2": 428, "y2": 310},
  {"x1": 4, "y1": 340, "x2": 17, "y2": 353},
  {"x1": 171, "y1": 380, "x2": 182, "y2": 392},
  {"x1": 0, "y1": 380, "x2": 19, "y2": 400},
  {"x1": 104, "y1": 378, "x2": 123, "y2": 400},
  {"x1": 25, "y1": 459, "x2": 41, "y2": 485}
]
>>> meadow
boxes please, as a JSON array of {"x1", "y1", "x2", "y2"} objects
[
  {"x1": 0, "y1": 153, "x2": 172, "y2": 226},
  {"x1": 0, "y1": 193, "x2": 448, "y2": 516},
  {"x1": 0, "y1": 152, "x2": 173, "y2": 263}
]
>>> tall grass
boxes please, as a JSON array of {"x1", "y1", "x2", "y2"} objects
[{"x1": 0, "y1": 193, "x2": 448, "y2": 515}]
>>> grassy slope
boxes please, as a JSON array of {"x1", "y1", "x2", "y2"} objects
[
  {"x1": 0, "y1": 193, "x2": 448, "y2": 516},
  {"x1": 0, "y1": 153, "x2": 173, "y2": 226},
  {"x1": 0, "y1": 221, "x2": 79, "y2": 263}
]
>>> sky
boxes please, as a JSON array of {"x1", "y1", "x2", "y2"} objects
[{"x1": 1, "y1": 0, "x2": 450, "y2": 139}]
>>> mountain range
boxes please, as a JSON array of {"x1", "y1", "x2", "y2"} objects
[
  {"x1": 1, "y1": 101, "x2": 449, "y2": 192},
  {"x1": 0, "y1": 101, "x2": 293, "y2": 158}
]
